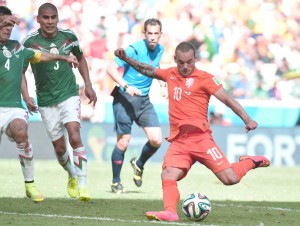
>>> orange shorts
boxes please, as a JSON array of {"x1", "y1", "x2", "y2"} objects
[{"x1": 162, "y1": 131, "x2": 231, "y2": 180}]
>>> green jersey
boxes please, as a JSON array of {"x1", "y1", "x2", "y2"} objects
[
  {"x1": 22, "y1": 28, "x2": 83, "y2": 107},
  {"x1": 0, "y1": 40, "x2": 35, "y2": 108}
]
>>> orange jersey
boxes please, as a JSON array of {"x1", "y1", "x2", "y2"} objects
[{"x1": 156, "y1": 67, "x2": 222, "y2": 141}]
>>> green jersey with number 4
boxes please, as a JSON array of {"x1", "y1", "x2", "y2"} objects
[
  {"x1": 23, "y1": 28, "x2": 83, "y2": 107},
  {"x1": 0, "y1": 40, "x2": 35, "y2": 108}
]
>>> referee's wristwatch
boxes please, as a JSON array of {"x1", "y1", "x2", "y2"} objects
[{"x1": 123, "y1": 84, "x2": 129, "y2": 91}]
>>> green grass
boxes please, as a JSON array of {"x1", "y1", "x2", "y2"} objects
[{"x1": 0, "y1": 160, "x2": 300, "y2": 226}]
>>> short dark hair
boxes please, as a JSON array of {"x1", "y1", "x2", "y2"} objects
[
  {"x1": 175, "y1": 42, "x2": 196, "y2": 56},
  {"x1": 0, "y1": 6, "x2": 12, "y2": 16},
  {"x1": 38, "y1": 3, "x2": 57, "y2": 15},
  {"x1": 143, "y1": 18, "x2": 162, "y2": 32}
]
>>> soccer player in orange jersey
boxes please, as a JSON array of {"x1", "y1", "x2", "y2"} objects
[{"x1": 114, "y1": 41, "x2": 270, "y2": 222}]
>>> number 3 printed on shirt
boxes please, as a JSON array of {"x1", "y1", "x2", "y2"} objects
[{"x1": 54, "y1": 61, "x2": 59, "y2": 70}]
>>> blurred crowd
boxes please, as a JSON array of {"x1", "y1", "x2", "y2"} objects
[{"x1": 3, "y1": 0, "x2": 300, "y2": 122}]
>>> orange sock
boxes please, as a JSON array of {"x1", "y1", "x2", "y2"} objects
[
  {"x1": 162, "y1": 180, "x2": 179, "y2": 213},
  {"x1": 231, "y1": 159, "x2": 255, "y2": 182}
]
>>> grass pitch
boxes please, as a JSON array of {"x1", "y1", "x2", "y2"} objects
[{"x1": 0, "y1": 160, "x2": 299, "y2": 226}]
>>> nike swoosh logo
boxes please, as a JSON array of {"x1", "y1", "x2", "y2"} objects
[{"x1": 217, "y1": 161, "x2": 224, "y2": 166}]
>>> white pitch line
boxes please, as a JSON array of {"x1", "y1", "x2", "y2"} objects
[
  {"x1": 213, "y1": 203, "x2": 300, "y2": 213},
  {"x1": 1, "y1": 204, "x2": 299, "y2": 226},
  {"x1": 0, "y1": 211, "x2": 218, "y2": 226}
]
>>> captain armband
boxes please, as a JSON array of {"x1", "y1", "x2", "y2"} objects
[{"x1": 28, "y1": 51, "x2": 42, "y2": 64}]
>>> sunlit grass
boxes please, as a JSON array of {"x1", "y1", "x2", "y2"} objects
[{"x1": 0, "y1": 160, "x2": 299, "y2": 226}]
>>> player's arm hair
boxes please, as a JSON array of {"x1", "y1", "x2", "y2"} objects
[
  {"x1": 39, "y1": 52, "x2": 71, "y2": 62},
  {"x1": 124, "y1": 56, "x2": 157, "y2": 78}
]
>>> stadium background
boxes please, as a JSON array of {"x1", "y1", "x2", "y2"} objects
[{"x1": 0, "y1": 0, "x2": 300, "y2": 165}]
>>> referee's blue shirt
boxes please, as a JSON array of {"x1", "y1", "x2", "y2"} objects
[{"x1": 115, "y1": 39, "x2": 164, "y2": 96}]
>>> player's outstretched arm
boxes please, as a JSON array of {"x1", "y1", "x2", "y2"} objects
[
  {"x1": 114, "y1": 48, "x2": 157, "y2": 78},
  {"x1": 214, "y1": 87, "x2": 258, "y2": 133},
  {"x1": 29, "y1": 51, "x2": 79, "y2": 68},
  {"x1": 40, "y1": 52, "x2": 79, "y2": 68}
]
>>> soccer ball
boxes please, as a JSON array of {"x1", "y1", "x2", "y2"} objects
[{"x1": 182, "y1": 192, "x2": 211, "y2": 221}]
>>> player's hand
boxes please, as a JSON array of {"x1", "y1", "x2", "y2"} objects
[
  {"x1": 125, "y1": 85, "x2": 142, "y2": 96},
  {"x1": 24, "y1": 97, "x2": 38, "y2": 115},
  {"x1": 66, "y1": 55, "x2": 79, "y2": 68},
  {"x1": 0, "y1": 15, "x2": 20, "y2": 28},
  {"x1": 160, "y1": 85, "x2": 168, "y2": 99},
  {"x1": 85, "y1": 85, "x2": 97, "y2": 106},
  {"x1": 114, "y1": 48, "x2": 127, "y2": 60},
  {"x1": 245, "y1": 120, "x2": 258, "y2": 133}
]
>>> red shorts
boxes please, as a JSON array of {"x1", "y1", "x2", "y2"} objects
[{"x1": 162, "y1": 131, "x2": 231, "y2": 180}]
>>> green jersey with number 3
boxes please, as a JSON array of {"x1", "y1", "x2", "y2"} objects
[
  {"x1": 0, "y1": 40, "x2": 36, "y2": 108},
  {"x1": 23, "y1": 28, "x2": 83, "y2": 107}
]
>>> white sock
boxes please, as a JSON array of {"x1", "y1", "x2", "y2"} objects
[
  {"x1": 73, "y1": 147, "x2": 88, "y2": 189},
  {"x1": 17, "y1": 142, "x2": 34, "y2": 182},
  {"x1": 56, "y1": 150, "x2": 77, "y2": 178}
]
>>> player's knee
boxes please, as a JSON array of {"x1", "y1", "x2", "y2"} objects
[
  {"x1": 8, "y1": 119, "x2": 27, "y2": 137},
  {"x1": 55, "y1": 148, "x2": 68, "y2": 157},
  {"x1": 149, "y1": 137, "x2": 162, "y2": 148},
  {"x1": 13, "y1": 131, "x2": 28, "y2": 145},
  {"x1": 161, "y1": 167, "x2": 184, "y2": 181},
  {"x1": 152, "y1": 140, "x2": 162, "y2": 148},
  {"x1": 221, "y1": 175, "x2": 239, "y2": 186},
  {"x1": 117, "y1": 137, "x2": 131, "y2": 150},
  {"x1": 52, "y1": 139, "x2": 66, "y2": 156},
  {"x1": 161, "y1": 169, "x2": 171, "y2": 180},
  {"x1": 216, "y1": 168, "x2": 239, "y2": 185}
]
